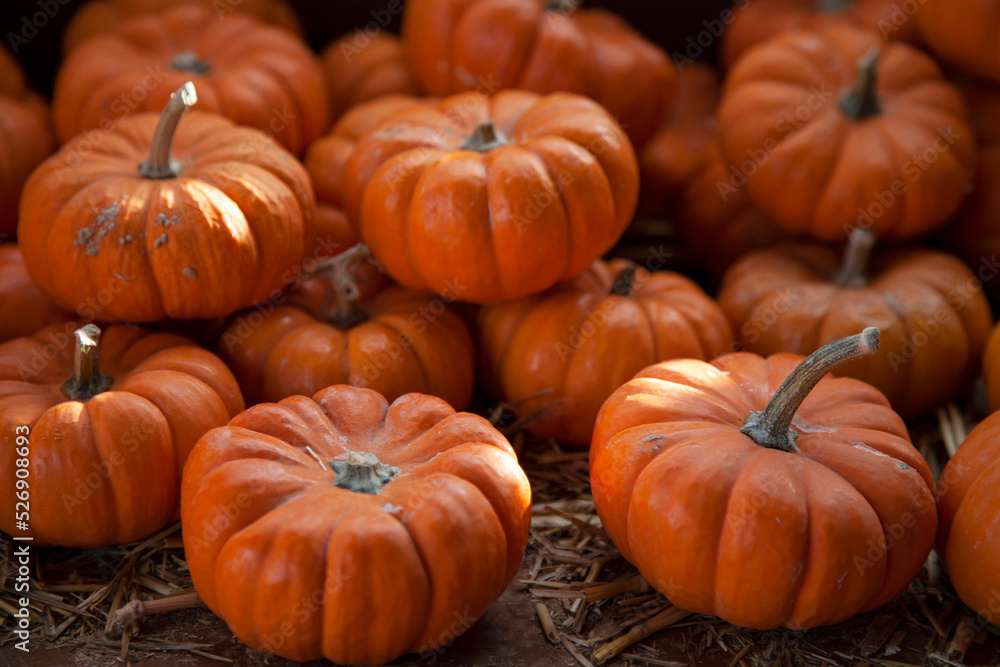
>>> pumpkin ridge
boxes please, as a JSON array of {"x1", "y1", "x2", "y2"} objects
[
  {"x1": 516, "y1": 140, "x2": 578, "y2": 271},
  {"x1": 704, "y1": 441, "x2": 753, "y2": 614}
]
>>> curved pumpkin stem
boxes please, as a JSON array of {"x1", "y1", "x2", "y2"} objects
[
  {"x1": 62, "y1": 324, "x2": 114, "y2": 401},
  {"x1": 330, "y1": 451, "x2": 399, "y2": 494},
  {"x1": 460, "y1": 121, "x2": 510, "y2": 153},
  {"x1": 610, "y1": 265, "x2": 640, "y2": 298},
  {"x1": 303, "y1": 244, "x2": 373, "y2": 329},
  {"x1": 834, "y1": 227, "x2": 876, "y2": 287},
  {"x1": 139, "y1": 82, "x2": 197, "y2": 179},
  {"x1": 741, "y1": 327, "x2": 881, "y2": 453},
  {"x1": 840, "y1": 47, "x2": 882, "y2": 120}
]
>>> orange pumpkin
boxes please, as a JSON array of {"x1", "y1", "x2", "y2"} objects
[
  {"x1": 916, "y1": 0, "x2": 1000, "y2": 82},
  {"x1": 0, "y1": 244, "x2": 74, "y2": 344},
  {"x1": 717, "y1": 229, "x2": 993, "y2": 419},
  {"x1": 218, "y1": 245, "x2": 474, "y2": 410},
  {"x1": 717, "y1": 24, "x2": 975, "y2": 241},
  {"x1": 479, "y1": 258, "x2": 733, "y2": 448},
  {"x1": 0, "y1": 322, "x2": 243, "y2": 547},
  {"x1": 401, "y1": 0, "x2": 676, "y2": 148},
  {"x1": 322, "y1": 33, "x2": 422, "y2": 124},
  {"x1": 181, "y1": 384, "x2": 531, "y2": 664},
  {"x1": 0, "y1": 46, "x2": 55, "y2": 238},
  {"x1": 53, "y1": 3, "x2": 326, "y2": 155},
  {"x1": 62, "y1": 0, "x2": 303, "y2": 53},
  {"x1": 984, "y1": 323, "x2": 1000, "y2": 414},
  {"x1": 19, "y1": 83, "x2": 315, "y2": 322},
  {"x1": 591, "y1": 329, "x2": 937, "y2": 629},
  {"x1": 343, "y1": 90, "x2": 639, "y2": 304}
]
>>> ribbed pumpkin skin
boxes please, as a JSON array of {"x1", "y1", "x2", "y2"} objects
[
  {"x1": 322, "y1": 33, "x2": 422, "y2": 124},
  {"x1": 181, "y1": 385, "x2": 532, "y2": 665},
  {"x1": 62, "y1": 0, "x2": 303, "y2": 53},
  {"x1": 591, "y1": 352, "x2": 936, "y2": 629},
  {"x1": 343, "y1": 90, "x2": 639, "y2": 304},
  {"x1": 717, "y1": 24, "x2": 975, "y2": 241},
  {"x1": 401, "y1": 0, "x2": 675, "y2": 148},
  {"x1": 916, "y1": 0, "x2": 1000, "y2": 82},
  {"x1": 0, "y1": 323, "x2": 244, "y2": 547},
  {"x1": 0, "y1": 46, "x2": 55, "y2": 238},
  {"x1": 479, "y1": 259, "x2": 733, "y2": 448},
  {"x1": 0, "y1": 244, "x2": 74, "y2": 343},
  {"x1": 18, "y1": 110, "x2": 315, "y2": 322},
  {"x1": 935, "y1": 411, "x2": 1000, "y2": 628},
  {"x1": 53, "y1": 4, "x2": 326, "y2": 154},
  {"x1": 718, "y1": 245, "x2": 993, "y2": 419},
  {"x1": 218, "y1": 285, "x2": 476, "y2": 410}
]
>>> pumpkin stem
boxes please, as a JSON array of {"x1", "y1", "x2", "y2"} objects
[
  {"x1": 171, "y1": 50, "x2": 211, "y2": 75},
  {"x1": 459, "y1": 121, "x2": 510, "y2": 153},
  {"x1": 62, "y1": 324, "x2": 114, "y2": 401},
  {"x1": 330, "y1": 451, "x2": 399, "y2": 494},
  {"x1": 139, "y1": 82, "x2": 197, "y2": 179},
  {"x1": 816, "y1": 0, "x2": 850, "y2": 12},
  {"x1": 303, "y1": 244, "x2": 372, "y2": 329},
  {"x1": 610, "y1": 265, "x2": 639, "y2": 297},
  {"x1": 839, "y1": 47, "x2": 882, "y2": 120},
  {"x1": 740, "y1": 328, "x2": 880, "y2": 453},
  {"x1": 545, "y1": 0, "x2": 579, "y2": 13},
  {"x1": 834, "y1": 227, "x2": 876, "y2": 287}
]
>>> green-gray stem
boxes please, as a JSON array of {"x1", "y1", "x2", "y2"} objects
[
  {"x1": 610, "y1": 266, "x2": 639, "y2": 298},
  {"x1": 834, "y1": 227, "x2": 876, "y2": 287},
  {"x1": 840, "y1": 47, "x2": 882, "y2": 120},
  {"x1": 171, "y1": 51, "x2": 211, "y2": 75},
  {"x1": 305, "y1": 244, "x2": 373, "y2": 329},
  {"x1": 139, "y1": 82, "x2": 197, "y2": 179},
  {"x1": 330, "y1": 451, "x2": 399, "y2": 494},
  {"x1": 817, "y1": 0, "x2": 850, "y2": 12},
  {"x1": 459, "y1": 121, "x2": 509, "y2": 153},
  {"x1": 62, "y1": 324, "x2": 114, "y2": 401}
]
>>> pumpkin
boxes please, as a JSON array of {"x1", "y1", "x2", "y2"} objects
[
  {"x1": 343, "y1": 90, "x2": 639, "y2": 304},
  {"x1": 679, "y1": 142, "x2": 793, "y2": 284},
  {"x1": 218, "y1": 245, "x2": 475, "y2": 410},
  {"x1": 591, "y1": 328, "x2": 937, "y2": 629},
  {"x1": 0, "y1": 244, "x2": 74, "y2": 344},
  {"x1": 401, "y1": 0, "x2": 676, "y2": 148},
  {"x1": 637, "y1": 62, "x2": 719, "y2": 220},
  {"x1": 0, "y1": 46, "x2": 56, "y2": 239},
  {"x1": 721, "y1": 0, "x2": 921, "y2": 69},
  {"x1": 62, "y1": 0, "x2": 304, "y2": 53},
  {"x1": 0, "y1": 322, "x2": 243, "y2": 547},
  {"x1": 53, "y1": 3, "x2": 327, "y2": 155},
  {"x1": 322, "y1": 33, "x2": 422, "y2": 124},
  {"x1": 916, "y1": 0, "x2": 1000, "y2": 82},
  {"x1": 717, "y1": 228, "x2": 993, "y2": 419},
  {"x1": 181, "y1": 384, "x2": 531, "y2": 664},
  {"x1": 984, "y1": 323, "x2": 1000, "y2": 414},
  {"x1": 717, "y1": 24, "x2": 975, "y2": 241},
  {"x1": 19, "y1": 82, "x2": 316, "y2": 322},
  {"x1": 479, "y1": 258, "x2": 733, "y2": 448},
  {"x1": 935, "y1": 410, "x2": 1000, "y2": 627}
]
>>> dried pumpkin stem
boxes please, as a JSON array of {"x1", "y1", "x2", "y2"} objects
[
  {"x1": 610, "y1": 266, "x2": 639, "y2": 298},
  {"x1": 304, "y1": 244, "x2": 372, "y2": 329},
  {"x1": 840, "y1": 47, "x2": 882, "y2": 120},
  {"x1": 330, "y1": 451, "x2": 399, "y2": 494},
  {"x1": 834, "y1": 227, "x2": 876, "y2": 287},
  {"x1": 741, "y1": 328, "x2": 881, "y2": 453},
  {"x1": 139, "y1": 82, "x2": 197, "y2": 179},
  {"x1": 459, "y1": 120, "x2": 510, "y2": 152},
  {"x1": 62, "y1": 324, "x2": 114, "y2": 401},
  {"x1": 114, "y1": 592, "x2": 203, "y2": 626}
]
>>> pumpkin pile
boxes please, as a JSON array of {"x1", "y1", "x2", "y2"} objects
[{"x1": 4, "y1": 0, "x2": 1000, "y2": 663}]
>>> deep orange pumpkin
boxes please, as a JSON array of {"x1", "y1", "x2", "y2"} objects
[
  {"x1": 19, "y1": 83, "x2": 315, "y2": 322},
  {"x1": 479, "y1": 258, "x2": 733, "y2": 448},
  {"x1": 401, "y1": 0, "x2": 675, "y2": 148},
  {"x1": 0, "y1": 322, "x2": 243, "y2": 547},
  {"x1": 322, "y1": 33, "x2": 422, "y2": 124},
  {"x1": 717, "y1": 229, "x2": 993, "y2": 419},
  {"x1": 717, "y1": 24, "x2": 975, "y2": 241},
  {"x1": 916, "y1": 0, "x2": 1000, "y2": 82},
  {"x1": 181, "y1": 384, "x2": 531, "y2": 664},
  {"x1": 53, "y1": 4, "x2": 326, "y2": 155},
  {"x1": 0, "y1": 244, "x2": 74, "y2": 344},
  {"x1": 984, "y1": 323, "x2": 1000, "y2": 414},
  {"x1": 342, "y1": 90, "x2": 639, "y2": 304},
  {"x1": 591, "y1": 329, "x2": 937, "y2": 629}
]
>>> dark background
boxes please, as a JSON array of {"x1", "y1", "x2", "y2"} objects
[{"x1": 2, "y1": 0, "x2": 733, "y2": 95}]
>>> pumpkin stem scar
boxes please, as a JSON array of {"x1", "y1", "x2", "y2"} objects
[
  {"x1": 610, "y1": 265, "x2": 639, "y2": 297},
  {"x1": 301, "y1": 244, "x2": 373, "y2": 328},
  {"x1": 740, "y1": 327, "x2": 881, "y2": 452},
  {"x1": 840, "y1": 47, "x2": 882, "y2": 120},
  {"x1": 329, "y1": 451, "x2": 399, "y2": 494},
  {"x1": 62, "y1": 324, "x2": 114, "y2": 401},
  {"x1": 459, "y1": 120, "x2": 510, "y2": 153},
  {"x1": 834, "y1": 227, "x2": 876, "y2": 287},
  {"x1": 139, "y1": 82, "x2": 198, "y2": 180}
]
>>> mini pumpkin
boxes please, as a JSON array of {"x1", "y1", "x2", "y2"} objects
[
  {"x1": 0, "y1": 244, "x2": 74, "y2": 343},
  {"x1": 322, "y1": 33, "x2": 422, "y2": 124},
  {"x1": 479, "y1": 258, "x2": 733, "y2": 448},
  {"x1": 718, "y1": 229, "x2": 993, "y2": 419},
  {"x1": 53, "y1": 3, "x2": 326, "y2": 154},
  {"x1": 19, "y1": 83, "x2": 315, "y2": 322},
  {"x1": 0, "y1": 46, "x2": 55, "y2": 238},
  {"x1": 343, "y1": 90, "x2": 639, "y2": 304},
  {"x1": 591, "y1": 328, "x2": 937, "y2": 629},
  {"x1": 0, "y1": 322, "x2": 243, "y2": 547},
  {"x1": 401, "y1": 0, "x2": 676, "y2": 148},
  {"x1": 717, "y1": 24, "x2": 975, "y2": 241},
  {"x1": 916, "y1": 0, "x2": 1000, "y2": 82},
  {"x1": 181, "y1": 384, "x2": 531, "y2": 664}
]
